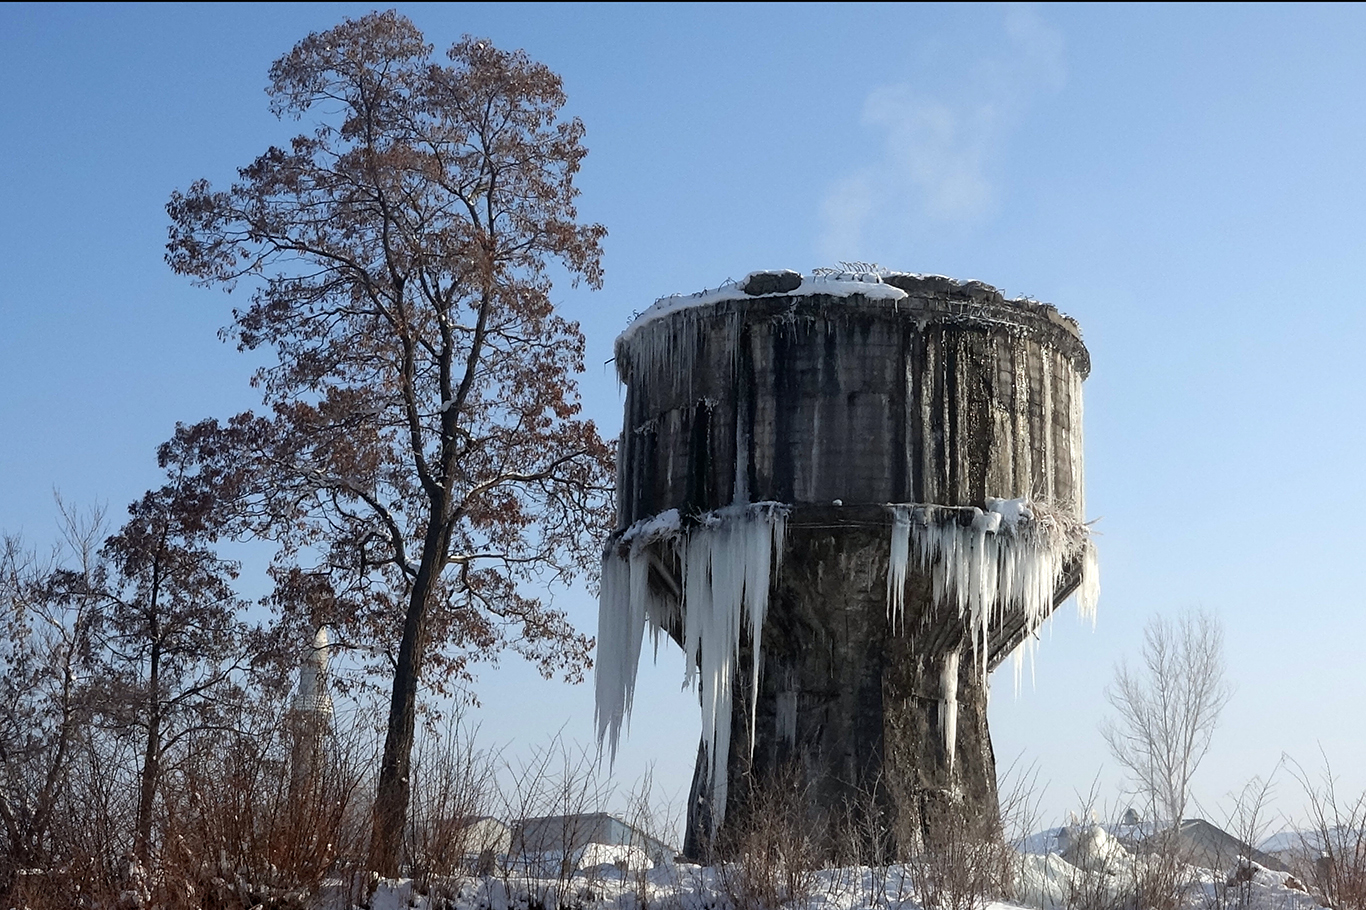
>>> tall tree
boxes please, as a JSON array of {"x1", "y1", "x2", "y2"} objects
[{"x1": 165, "y1": 11, "x2": 612, "y2": 873}]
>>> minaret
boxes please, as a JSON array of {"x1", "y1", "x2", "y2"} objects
[{"x1": 290, "y1": 626, "x2": 333, "y2": 796}]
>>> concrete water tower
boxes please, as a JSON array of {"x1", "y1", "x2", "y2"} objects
[{"x1": 596, "y1": 267, "x2": 1096, "y2": 858}]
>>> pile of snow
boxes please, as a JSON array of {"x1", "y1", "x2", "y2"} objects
[
  {"x1": 617, "y1": 264, "x2": 1027, "y2": 353},
  {"x1": 511, "y1": 843, "x2": 655, "y2": 878},
  {"x1": 1013, "y1": 823, "x2": 1326, "y2": 910}
]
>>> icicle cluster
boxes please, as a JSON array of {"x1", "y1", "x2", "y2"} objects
[
  {"x1": 887, "y1": 497, "x2": 1099, "y2": 690},
  {"x1": 595, "y1": 510, "x2": 682, "y2": 762},
  {"x1": 595, "y1": 503, "x2": 787, "y2": 831}
]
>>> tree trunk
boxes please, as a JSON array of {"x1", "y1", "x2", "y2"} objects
[
  {"x1": 370, "y1": 602, "x2": 423, "y2": 875},
  {"x1": 135, "y1": 645, "x2": 161, "y2": 861},
  {"x1": 135, "y1": 715, "x2": 160, "y2": 861},
  {"x1": 369, "y1": 529, "x2": 446, "y2": 876}
]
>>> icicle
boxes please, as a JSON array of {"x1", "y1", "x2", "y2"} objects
[
  {"x1": 942, "y1": 648, "x2": 960, "y2": 772},
  {"x1": 680, "y1": 503, "x2": 787, "y2": 832},
  {"x1": 886, "y1": 506, "x2": 912, "y2": 630},
  {"x1": 1075, "y1": 538, "x2": 1100, "y2": 626},
  {"x1": 594, "y1": 550, "x2": 639, "y2": 762},
  {"x1": 742, "y1": 505, "x2": 784, "y2": 758},
  {"x1": 885, "y1": 498, "x2": 1095, "y2": 682},
  {"x1": 594, "y1": 501, "x2": 788, "y2": 836}
]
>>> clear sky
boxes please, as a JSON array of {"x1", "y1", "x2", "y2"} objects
[{"x1": 4, "y1": 2, "x2": 1365, "y2": 834}]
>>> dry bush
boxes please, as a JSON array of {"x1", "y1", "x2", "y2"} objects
[
  {"x1": 1054, "y1": 813, "x2": 1190, "y2": 910},
  {"x1": 1051, "y1": 775, "x2": 1193, "y2": 910},
  {"x1": 618, "y1": 768, "x2": 683, "y2": 910},
  {"x1": 152, "y1": 710, "x2": 373, "y2": 909},
  {"x1": 495, "y1": 734, "x2": 614, "y2": 909},
  {"x1": 906, "y1": 792, "x2": 1014, "y2": 910},
  {"x1": 0, "y1": 708, "x2": 373, "y2": 910},
  {"x1": 715, "y1": 766, "x2": 824, "y2": 910},
  {"x1": 0, "y1": 720, "x2": 140, "y2": 909},
  {"x1": 405, "y1": 714, "x2": 501, "y2": 899},
  {"x1": 998, "y1": 756, "x2": 1048, "y2": 905},
  {"x1": 1202, "y1": 771, "x2": 1280, "y2": 910},
  {"x1": 1130, "y1": 830, "x2": 1191, "y2": 910},
  {"x1": 828, "y1": 773, "x2": 901, "y2": 907},
  {"x1": 1291, "y1": 758, "x2": 1366, "y2": 910},
  {"x1": 1044, "y1": 782, "x2": 1127, "y2": 910}
]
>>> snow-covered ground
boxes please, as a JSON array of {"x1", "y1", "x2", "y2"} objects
[{"x1": 343, "y1": 826, "x2": 1327, "y2": 910}]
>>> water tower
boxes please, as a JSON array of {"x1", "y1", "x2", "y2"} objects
[{"x1": 596, "y1": 267, "x2": 1096, "y2": 858}]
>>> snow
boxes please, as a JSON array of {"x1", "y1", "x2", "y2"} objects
[
  {"x1": 616, "y1": 265, "x2": 1044, "y2": 355},
  {"x1": 596, "y1": 502, "x2": 788, "y2": 835},
  {"x1": 617, "y1": 270, "x2": 908, "y2": 351},
  {"x1": 885, "y1": 499, "x2": 1098, "y2": 685},
  {"x1": 342, "y1": 836, "x2": 1329, "y2": 910},
  {"x1": 511, "y1": 843, "x2": 655, "y2": 878}
]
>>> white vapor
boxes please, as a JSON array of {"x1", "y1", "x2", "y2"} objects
[{"x1": 819, "y1": 5, "x2": 1065, "y2": 257}]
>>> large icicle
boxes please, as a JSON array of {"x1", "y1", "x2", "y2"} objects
[
  {"x1": 595, "y1": 502, "x2": 787, "y2": 834},
  {"x1": 885, "y1": 498, "x2": 1097, "y2": 676},
  {"x1": 941, "y1": 647, "x2": 960, "y2": 772},
  {"x1": 594, "y1": 510, "x2": 681, "y2": 761},
  {"x1": 594, "y1": 550, "x2": 642, "y2": 762},
  {"x1": 886, "y1": 507, "x2": 912, "y2": 630}
]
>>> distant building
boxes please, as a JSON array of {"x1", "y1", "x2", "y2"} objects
[
  {"x1": 1175, "y1": 819, "x2": 1289, "y2": 873},
  {"x1": 450, "y1": 816, "x2": 512, "y2": 874},
  {"x1": 1111, "y1": 817, "x2": 1289, "y2": 873},
  {"x1": 458, "y1": 815, "x2": 512, "y2": 856},
  {"x1": 511, "y1": 812, "x2": 674, "y2": 873}
]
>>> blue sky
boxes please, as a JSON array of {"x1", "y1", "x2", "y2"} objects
[{"x1": 3, "y1": 2, "x2": 1365, "y2": 831}]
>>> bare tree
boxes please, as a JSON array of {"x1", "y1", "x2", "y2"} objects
[
  {"x1": 1290, "y1": 755, "x2": 1366, "y2": 910},
  {"x1": 0, "y1": 506, "x2": 106, "y2": 878},
  {"x1": 1101, "y1": 609, "x2": 1233, "y2": 828},
  {"x1": 164, "y1": 10, "x2": 612, "y2": 874}
]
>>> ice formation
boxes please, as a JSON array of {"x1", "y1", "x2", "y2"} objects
[
  {"x1": 599, "y1": 495, "x2": 1094, "y2": 831},
  {"x1": 941, "y1": 647, "x2": 960, "y2": 771},
  {"x1": 595, "y1": 502, "x2": 787, "y2": 830},
  {"x1": 885, "y1": 498, "x2": 1099, "y2": 687}
]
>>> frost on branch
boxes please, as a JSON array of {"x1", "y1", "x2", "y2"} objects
[{"x1": 595, "y1": 502, "x2": 787, "y2": 832}]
